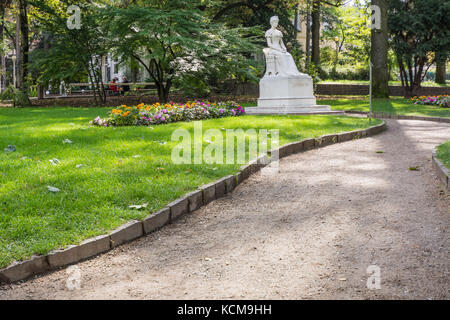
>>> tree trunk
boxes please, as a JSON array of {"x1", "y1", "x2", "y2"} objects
[
  {"x1": 15, "y1": 13, "x2": 20, "y2": 89},
  {"x1": 19, "y1": 0, "x2": 29, "y2": 94},
  {"x1": 311, "y1": 0, "x2": 320, "y2": 67},
  {"x1": 371, "y1": 0, "x2": 389, "y2": 98},
  {"x1": 435, "y1": 55, "x2": 446, "y2": 84},
  {"x1": 305, "y1": 4, "x2": 311, "y2": 68},
  {"x1": 0, "y1": 5, "x2": 4, "y2": 92}
]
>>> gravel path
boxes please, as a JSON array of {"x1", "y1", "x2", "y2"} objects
[{"x1": 1, "y1": 119, "x2": 449, "y2": 300}]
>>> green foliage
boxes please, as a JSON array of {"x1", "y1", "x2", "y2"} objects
[
  {"x1": 98, "y1": 0, "x2": 261, "y2": 101},
  {"x1": 320, "y1": 1, "x2": 371, "y2": 79},
  {"x1": 29, "y1": 0, "x2": 108, "y2": 104},
  {"x1": 388, "y1": 0, "x2": 450, "y2": 96},
  {"x1": 0, "y1": 85, "x2": 31, "y2": 107},
  {"x1": 303, "y1": 62, "x2": 320, "y2": 92},
  {"x1": 174, "y1": 75, "x2": 211, "y2": 98}
]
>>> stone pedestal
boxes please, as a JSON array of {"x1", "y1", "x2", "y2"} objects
[{"x1": 245, "y1": 75, "x2": 334, "y2": 115}]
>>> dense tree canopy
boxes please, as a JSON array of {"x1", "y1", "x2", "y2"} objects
[
  {"x1": 99, "y1": 0, "x2": 260, "y2": 101},
  {"x1": 389, "y1": 0, "x2": 450, "y2": 97}
]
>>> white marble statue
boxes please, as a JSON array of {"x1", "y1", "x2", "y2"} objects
[
  {"x1": 245, "y1": 16, "x2": 332, "y2": 114},
  {"x1": 264, "y1": 16, "x2": 305, "y2": 78}
]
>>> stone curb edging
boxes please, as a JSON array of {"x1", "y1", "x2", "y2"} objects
[
  {"x1": 345, "y1": 111, "x2": 450, "y2": 123},
  {"x1": 432, "y1": 149, "x2": 449, "y2": 190},
  {"x1": 0, "y1": 121, "x2": 387, "y2": 284}
]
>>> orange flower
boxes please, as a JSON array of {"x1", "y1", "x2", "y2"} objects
[{"x1": 122, "y1": 111, "x2": 130, "y2": 117}]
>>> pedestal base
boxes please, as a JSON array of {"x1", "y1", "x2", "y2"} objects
[
  {"x1": 245, "y1": 105, "x2": 340, "y2": 115},
  {"x1": 250, "y1": 74, "x2": 337, "y2": 115}
]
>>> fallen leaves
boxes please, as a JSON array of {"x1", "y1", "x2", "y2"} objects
[
  {"x1": 129, "y1": 203, "x2": 148, "y2": 210},
  {"x1": 47, "y1": 186, "x2": 60, "y2": 193},
  {"x1": 49, "y1": 159, "x2": 60, "y2": 165},
  {"x1": 4, "y1": 145, "x2": 16, "y2": 152}
]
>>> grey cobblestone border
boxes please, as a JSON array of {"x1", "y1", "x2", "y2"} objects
[
  {"x1": 0, "y1": 121, "x2": 387, "y2": 284},
  {"x1": 432, "y1": 149, "x2": 449, "y2": 190},
  {"x1": 345, "y1": 111, "x2": 450, "y2": 123}
]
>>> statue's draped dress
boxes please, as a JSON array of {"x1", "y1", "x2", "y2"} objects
[{"x1": 265, "y1": 29, "x2": 303, "y2": 77}]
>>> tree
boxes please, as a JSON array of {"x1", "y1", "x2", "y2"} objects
[
  {"x1": 435, "y1": 53, "x2": 447, "y2": 84},
  {"x1": 0, "y1": 0, "x2": 13, "y2": 92},
  {"x1": 31, "y1": 0, "x2": 109, "y2": 104},
  {"x1": 100, "y1": 0, "x2": 260, "y2": 102},
  {"x1": 388, "y1": 0, "x2": 450, "y2": 97},
  {"x1": 371, "y1": 0, "x2": 389, "y2": 98},
  {"x1": 18, "y1": 0, "x2": 29, "y2": 101},
  {"x1": 209, "y1": 0, "x2": 302, "y2": 67},
  {"x1": 311, "y1": 0, "x2": 320, "y2": 66},
  {"x1": 310, "y1": 0, "x2": 345, "y2": 68}
]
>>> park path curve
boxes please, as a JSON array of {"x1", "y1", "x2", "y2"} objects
[{"x1": 0, "y1": 119, "x2": 449, "y2": 300}]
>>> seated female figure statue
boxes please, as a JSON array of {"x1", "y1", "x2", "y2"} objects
[{"x1": 264, "y1": 16, "x2": 305, "y2": 78}]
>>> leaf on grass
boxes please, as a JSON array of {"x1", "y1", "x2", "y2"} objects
[
  {"x1": 4, "y1": 145, "x2": 16, "y2": 152},
  {"x1": 47, "y1": 186, "x2": 60, "y2": 193},
  {"x1": 49, "y1": 158, "x2": 60, "y2": 165},
  {"x1": 129, "y1": 203, "x2": 148, "y2": 210}
]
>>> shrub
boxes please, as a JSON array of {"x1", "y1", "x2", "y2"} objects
[
  {"x1": 90, "y1": 101, "x2": 245, "y2": 127},
  {"x1": 410, "y1": 95, "x2": 449, "y2": 108}
]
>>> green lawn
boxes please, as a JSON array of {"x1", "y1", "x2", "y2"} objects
[
  {"x1": 318, "y1": 79, "x2": 449, "y2": 87},
  {"x1": 437, "y1": 141, "x2": 450, "y2": 169},
  {"x1": 0, "y1": 107, "x2": 381, "y2": 268},
  {"x1": 243, "y1": 98, "x2": 450, "y2": 118},
  {"x1": 324, "y1": 98, "x2": 450, "y2": 118}
]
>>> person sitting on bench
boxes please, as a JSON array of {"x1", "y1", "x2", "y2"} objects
[
  {"x1": 109, "y1": 78, "x2": 119, "y2": 96},
  {"x1": 121, "y1": 76, "x2": 130, "y2": 96}
]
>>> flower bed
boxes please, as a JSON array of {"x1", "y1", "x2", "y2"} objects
[
  {"x1": 410, "y1": 95, "x2": 449, "y2": 108},
  {"x1": 90, "y1": 101, "x2": 245, "y2": 127}
]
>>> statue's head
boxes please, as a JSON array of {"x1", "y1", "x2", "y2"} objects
[{"x1": 270, "y1": 16, "x2": 279, "y2": 28}]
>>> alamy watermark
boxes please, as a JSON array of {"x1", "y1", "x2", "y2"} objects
[
  {"x1": 366, "y1": 265, "x2": 381, "y2": 290},
  {"x1": 67, "y1": 5, "x2": 81, "y2": 30},
  {"x1": 66, "y1": 265, "x2": 81, "y2": 291},
  {"x1": 170, "y1": 122, "x2": 279, "y2": 174},
  {"x1": 370, "y1": 5, "x2": 381, "y2": 30}
]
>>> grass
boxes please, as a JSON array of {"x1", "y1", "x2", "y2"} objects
[
  {"x1": 0, "y1": 107, "x2": 381, "y2": 268},
  {"x1": 318, "y1": 79, "x2": 449, "y2": 87},
  {"x1": 324, "y1": 98, "x2": 450, "y2": 118},
  {"x1": 436, "y1": 141, "x2": 450, "y2": 169},
  {"x1": 243, "y1": 98, "x2": 450, "y2": 118}
]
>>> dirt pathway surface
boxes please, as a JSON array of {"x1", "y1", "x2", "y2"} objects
[{"x1": 1, "y1": 119, "x2": 449, "y2": 300}]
